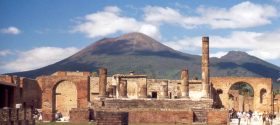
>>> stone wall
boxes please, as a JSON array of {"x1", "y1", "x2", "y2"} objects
[
  {"x1": 211, "y1": 77, "x2": 272, "y2": 112},
  {"x1": 207, "y1": 109, "x2": 228, "y2": 124},
  {"x1": 69, "y1": 108, "x2": 89, "y2": 123},
  {"x1": 93, "y1": 98, "x2": 213, "y2": 110},
  {"x1": 0, "y1": 75, "x2": 41, "y2": 108},
  {"x1": 96, "y1": 111, "x2": 128, "y2": 125},
  {"x1": 129, "y1": 110, "x2": 192, "y2": 124},
  {"x1": 36, "y1": 72, "x2": 90, "y2": 121},
  {"x1": 0, "y1": 108, "x2": 35, "y2": 125},
  {"x1": 89, "y1": 77, "x2": 112, "y2": 101}
]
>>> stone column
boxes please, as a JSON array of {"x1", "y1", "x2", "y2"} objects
[
  {"x1": 160, "y1": 81, "x2": 168, "y2": 98},
  {"x1": 118, "y1": 80, "x2": 127, "y2": 98},
  {"x1": 181, "y1": 69, "x2": 189, "y2": 98},
  {"x1": 201, "y1": 36, "x2": 210, "y2": 98},
  {"x1": 99, "y1": 68, "x2": 107, "y2": 97}
]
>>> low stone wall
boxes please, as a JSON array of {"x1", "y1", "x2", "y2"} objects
[
  {"x1": 93, "y1": 98, "x2": 213, "y2": 110},
  {"x1": 69, "y1": 108, "x2": 89, "y2": 123},
  {"x1": 129, "y1": 110, "x2": 192, "y2": 124},
  {"x1": 207, "y1": 109, "x2": 228, "y2": 124},
  {"x1": 0, "y1": 108, "x2": 34, "y2": 125},
  {"x1": 95, "y1": 111, "x2": 128, "y2": 125}
]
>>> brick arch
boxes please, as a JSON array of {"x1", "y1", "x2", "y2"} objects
[
  {"x1": 211, "y1": 77, "x2": 272, "y2": 112},
  {"x1": 52, "y1": 80, "x2": 78, "y2": 118},
  {"x1": 37, "y1": 75, "x2": 90, "y2": 121},
  {"x1": 228, "y1": 81, "x2": 254, "y2": 96}
]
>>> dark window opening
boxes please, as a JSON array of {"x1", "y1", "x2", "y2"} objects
[{"x1": 152, "y1": 92, "x2": 157, "y2": 98}]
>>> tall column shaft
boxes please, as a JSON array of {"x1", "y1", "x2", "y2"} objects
[
  {"x1": 202, "y1": 37, "x2": 210, "y2": 98},
  {"x1": 181, "y1": 69, "x2": 189, "y2": 98},
  {"x1": 99, "y1": 68, "x2": 107, "y2": 97}
]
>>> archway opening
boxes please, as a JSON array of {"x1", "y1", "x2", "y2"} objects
[
  {"x1": 260, "y1": 88, "x2": 267, "y2": 104},
  {"x1": 229, "y1": 82, "x2": 254, "y2": 112},
  {"x1": 53, "y1": 80, "x2": 77, "y2": 120}
]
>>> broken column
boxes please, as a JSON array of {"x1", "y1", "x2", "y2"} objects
[
  {"x1": 181, "y1": 69, "x2": 189, "y2": 98},
  {"x1": 160, "y1": 81, "x2": 168, "y2": 98},
  {"x1": 201, "y1": 36, "x2": 210, "y2": 98},
  {"x1": 118, "y1": 80, "x2": 127, "y2": 98},
  {"x1": 99, "y1": 68, "x2": 107, "y2": 97}
]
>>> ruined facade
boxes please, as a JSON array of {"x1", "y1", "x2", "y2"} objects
[{"x1": 0, "y1": 36, "x2": 274, "y2": 124}]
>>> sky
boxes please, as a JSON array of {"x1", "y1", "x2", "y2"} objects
[{"x1": 1, "y1": 0, "x2": 280, "y2": 74}]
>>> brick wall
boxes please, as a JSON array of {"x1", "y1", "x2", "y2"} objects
[
  {"x1": 128, "y1": 110, "x2": 192, "y2": 124},
  {"x1": 69, "y1": 108, "x2": 89, "y2": 123},
  {"x1": 207, "y1": 109, "x2": 228, "y2": 124}
]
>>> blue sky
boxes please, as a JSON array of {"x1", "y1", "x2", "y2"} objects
[{"x1": 1, "y1": 0, "x2": 280, "y2": 74}]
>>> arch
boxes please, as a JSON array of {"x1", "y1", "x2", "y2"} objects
[
  {"x1": 52, "y1": 80, "x2": 77, "y2": 119},
  {"x1": 260, "y1": 88, "x2": 267, "y2": 104},
  {"x1": 229, "y1": 81, "x2": 254, "y2": 97},
  {"x1": 228, "y1": 81, "x2": 254, "y2": 112}
]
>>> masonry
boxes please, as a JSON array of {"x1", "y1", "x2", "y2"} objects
[{"x1": 0, "y1": 36, "x2": 273, "y2": 124}]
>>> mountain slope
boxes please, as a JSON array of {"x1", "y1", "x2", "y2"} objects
[{"x1": 7, "y1": 32, "x2": 280, "y2": 84}]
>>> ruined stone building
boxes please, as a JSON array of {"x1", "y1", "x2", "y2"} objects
[{"x1": 0, "y1": 36, "x2": 273, "y2": 124}]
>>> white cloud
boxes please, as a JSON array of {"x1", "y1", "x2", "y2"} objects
[
  {"x1": 164, "y1": 29, "x2": 280, "y2": 60},
  {"x1": 197, "y1": 1, "x2": 277, "y2": 29},
  {"x1": 73, "y1": 6, "x2": 160, "y2": 40},
  {"x1": 210, "y1": 51, "x2": 228, "y2": 58},
  {"x1": 1, "y1": 47, "x2": 79, "y2": 72},
  {"x1": 0, "y1": 50, "x2": 12, "y2": 56},
  {"x1": 0, "y1": 26, "x2": 21, "y2": 35},
  {"x1": 144, "y1": 1, "x2": 277, "y2": 29}
]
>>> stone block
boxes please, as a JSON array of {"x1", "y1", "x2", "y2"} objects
[{"x1": 69, "y1": 108, "x2": 89, "y2": 123}]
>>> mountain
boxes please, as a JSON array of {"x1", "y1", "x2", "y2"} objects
[{"x1": 7, "y1": 32, "x2": 280, "y2": 84}]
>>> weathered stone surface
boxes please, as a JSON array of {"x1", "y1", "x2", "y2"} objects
[
  {"x1": 201, "y1": 36, "x2": 210, "y2": 98},
  {"x1": 0, "y1": 109, "x2": 10, "y2": 121},
  {"x1": 99, "y1": 68, "x2": 107, "y2": 97},
  {"x1": 192, "y1": 108, "x2": 207, "y2": 123},
  {"x1": 118, "y1": 80, "x2": 127, "y2": 98},
  {"x1": 128, "y1": 110, "x2": 192, "y2": 124},
  {"x1": 160, "y1": 81, "x2": 168, "y2": 99},
  {"x1": 96, "y1": 111, "x2": 128, "y2": 125},
  {"x1": 211, "y1": 77, "x2": 272, "y2": 112},
  {"x1": 181, "y1": 69, "x2": 189, "y2": 98},
  {"x1": 69, "y1": 108, "x2": 89, "y2": 123},
  {"x1": 93, "y1": 99, "x2": 213, "y2": 110},
  {"x1": 207, "y1": 109, "x2": 228, "y2": 124},
  {"x1": 36, "y1": 71, "x2": 90, "y2": 121}
]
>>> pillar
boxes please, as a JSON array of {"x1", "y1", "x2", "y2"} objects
[
  {"x1": 181, "y1": 69, "x2": 189, "y2": 98},
  {"x1": 118, "y1": 80, "x2": 127, "y2": 98},
  {"x1": 201, "y1": 36, "x2": 210, "y2": 98},
  {"x1": 160, "y1": 81, "x2": 168, "y2": 98},
  {"x1": 99, "y1": 68, "x2": 107, "y2": 97}
]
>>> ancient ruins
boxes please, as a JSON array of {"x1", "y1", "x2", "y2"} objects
[{"x1": 0, "y1": 37, "x2": 273, "y2": 124}]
